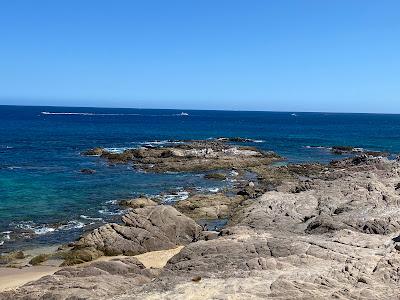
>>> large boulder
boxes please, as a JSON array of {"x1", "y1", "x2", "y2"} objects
[{"x1": 64, "y1": 205, "x2": 202, "y2": 265}]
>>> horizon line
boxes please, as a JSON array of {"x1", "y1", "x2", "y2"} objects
[{"x1": 1, "y1": 103, "x2": 400, "y2": 116}]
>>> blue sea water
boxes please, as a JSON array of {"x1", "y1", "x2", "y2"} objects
[{"x1": 1, "y1": 105, "x2": 400, "y2": 252}]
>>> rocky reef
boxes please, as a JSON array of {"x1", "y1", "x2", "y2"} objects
[
  {"x1": 82, "y1": 139, "x2": 281, "y2": 172},
  {"x1": 4, "y1": 142, "x2": 400, "y2": 299}
]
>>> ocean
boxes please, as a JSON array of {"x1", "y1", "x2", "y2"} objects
[{"x1": 1, "y1": 105, "x2": 400, "y2": 252}]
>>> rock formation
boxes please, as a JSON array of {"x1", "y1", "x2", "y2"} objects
[{"x1": 5, "y1": 155, "x2": 400, "y2": 299}]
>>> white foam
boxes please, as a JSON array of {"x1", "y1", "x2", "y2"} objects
[
  {"x1": 80, "y1": 215, "x2": 103, "y2": 221},
  {"x1": 157, "y1": 191, "x2": 189, "y2": 203},
  {"x1": 105, "y1": 199, "x2": 118, "y2": 205},
  {"x1": 104, "y1": 147, "x2": 133, "y2": 154},
  {"x1": 230, "y1": 170, "x2": 239, "y2": 176},
  {"x1": 58, "y1": 220, "x2": 85, "y2": 230},
  {"x1": 14, "y1": 220, "x2": 87, "y2": 235},
  {"x1": 98, "y1": 208, "x2": 127, "y2": 216},
  {"x1": 34, "y1": 227, "x2": 56, "y2": 235},
  {"x1": 305, "y1": 146, "x2": 331, "y2": 150},
  {"x1": 208, "y1": 188, "x2": 219, "y2": 193}
]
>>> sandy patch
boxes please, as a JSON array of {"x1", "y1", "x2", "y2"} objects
[
  {"x1": 0, "y1": 266, "x2": 59, "y2": 291},
  {"x1": 0, "y1": 246, "x2": 184, "y2": 292}
]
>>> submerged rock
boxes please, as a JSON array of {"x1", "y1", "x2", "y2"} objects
[{"x1": 79, "y1": 168, "x2": 96, "y2": 174}]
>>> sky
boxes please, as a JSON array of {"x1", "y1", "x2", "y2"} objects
[{"x1": 0, "y1": 0, "x2": 399, "y2": 113}]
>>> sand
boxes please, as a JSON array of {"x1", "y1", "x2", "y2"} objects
[
  {"x1": 0, "y1": 266, "x2": 59, "y2": 291},
  {"x1": 0, "y1": 246, "x2": 184, "y2": 292}
]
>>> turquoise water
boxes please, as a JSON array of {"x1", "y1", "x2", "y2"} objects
[{"x1": 1, "y1": 105, "x2": 400, "y2": 252}]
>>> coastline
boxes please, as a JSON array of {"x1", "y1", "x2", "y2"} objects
[{"x1": 3, "y1": 138, "x2": 400, "y2": 299}]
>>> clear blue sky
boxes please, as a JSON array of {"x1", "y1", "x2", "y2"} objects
[{"x1": 0, "y1": 0, "x2": 399, "y2": 113}]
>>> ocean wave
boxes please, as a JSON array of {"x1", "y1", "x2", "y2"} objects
[
  {"x1": 98, "y1": 208, "x2": 127, "y2": 216},
  {"x1": 58, "y1": 220, "x2": 85, "y2": 230},
  {"x1": 0, "y1": 231, "x2": 11, "y2": 244},
  {"x1": 80, "y1": 215, "x2": 103, "y2": 221},
  {"x1": 104, "y1": 147, "x2": 134, "y2": 154},
  {"x1": 15, "y1": 222, "x2": 56, "y2": 235},
  {"x1": 6, "y1": 166, "x2": 23, "y2": 170},
  {"x1": 208, "y1": 187, "x2": 219, "y2": 193},
  {"x1": 13, "y1": 219, "x2": 90, "y2": 236},
  {"x1": 156, "y1": 191, "x2": 189, "y2": 203},
  {"x1": 105, "y1": 199, "x2": 118, "y2": 205},
  {"x1": 305, "y1": 146, "x2": 332, "y2": 150},
  {"x1": 141, "y1": 140, "x2": 185, "y2": 147}
]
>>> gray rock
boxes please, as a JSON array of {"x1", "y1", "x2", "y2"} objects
[{"x1": 64, "y1": 205, "x2": 202, "y2": 265}]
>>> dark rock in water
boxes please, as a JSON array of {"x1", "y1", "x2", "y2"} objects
[
  {"x1": 80, "y1": 168, "x2": 96, "y2": 174},
  {"x1": 330, "y1": 146, "x2": 389, "y2": 157},
  {"x1": 204, "y1": 173, "x2": 227, "y2": 180},
  {"x1": 216, "y1": 137, "x2": 255, "y2": 143},
  {"x1": 331, "y1": 145, "x2": 357, "y2": 155},
  {"x1": 81, "y1": 147, "x2": 106, "y2": 156},
  {"x1": 64, "y1": 205, "x2": 202, "y2": 265}
]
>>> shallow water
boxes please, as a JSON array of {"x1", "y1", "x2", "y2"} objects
[{"x1": 1, "y1": 105, "x2": 400, "y2": 252}]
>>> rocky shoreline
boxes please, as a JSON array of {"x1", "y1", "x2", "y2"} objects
[{"x1": 2, "y1": 139, "x2": 400, "y2": 299}]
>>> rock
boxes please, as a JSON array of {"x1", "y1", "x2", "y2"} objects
[
  {"x1": 7, "y1": 155, "x2": 400, "y2": 299},
  {"x1": 29, "y1": 254, "x2": 50, "y2": 266},
  {"x1": 191, "y1": 276, "x2": 202, "y2": 282},
  {"x1": 81, "y1": 147, "x2": 106, "y2": 156},
  {"x1": 119, "y1": 197, "x2": 158, "y2": 209},
  {"x1": 204, "y1": 173, "x2": 227, "y2": 180},
  {"x1": 79, "y1": 168, "x2": 96, "y2": 174},
  {"x1": 198, "y1": 230, "x2": 219, "y2": 241},
  {"x1": 83, "y1": 140, "x2": 281, "y2": 172},
  {"x1": 331, "y1": 145, "x2": 357, "y2": 155},
  {"x1": 0, "y1": 251, "x2": 25, "y2": 265},
  {"x1": 216, "y1": 137, "x2": 255, "y2": 143},
  {"x1": 174, "y1": 193, "x2": 244, "y2": 220},
  {"x1": 0, "y1": 257, "x2": 154, "y2": 299},
  {"x1": 64, "y1": 205, "x2": 202, "y2": 265}
]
